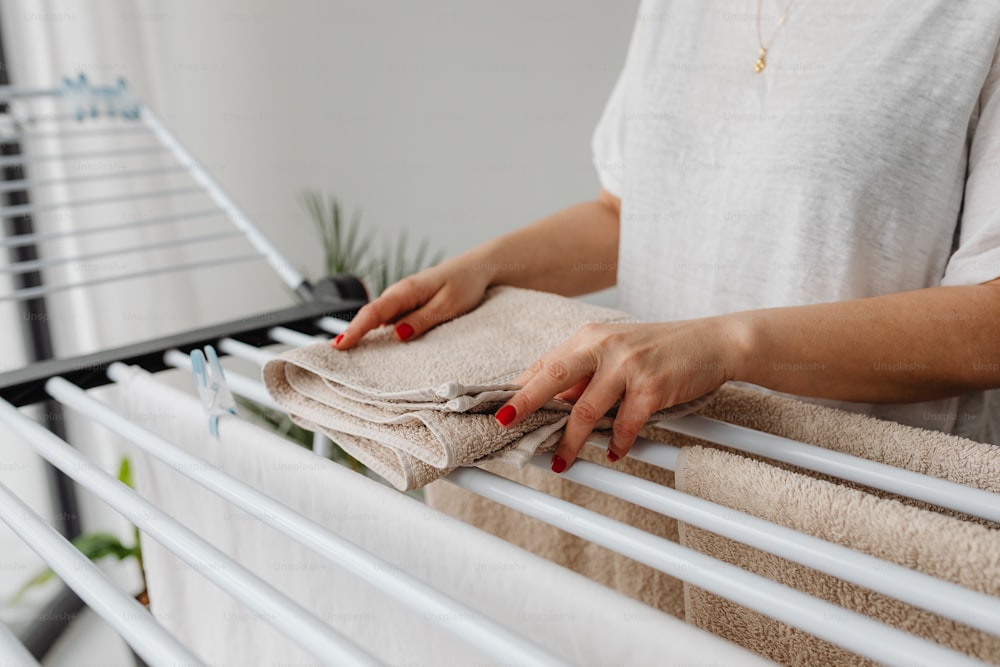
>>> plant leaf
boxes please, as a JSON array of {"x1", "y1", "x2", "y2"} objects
[
  {"x1": 118, "y1": 457, "x2": 133, "y2": 488},
  {"x1": 72, "y1": 532, "x2": 135, "y2": 561},
  {"x1": 8, "y1": 568, "x2": 56, "y2": 605}
]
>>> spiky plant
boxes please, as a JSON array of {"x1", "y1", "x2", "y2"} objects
[{"x1": 301, "y1": 191, "x2": 373, "y2": 277}]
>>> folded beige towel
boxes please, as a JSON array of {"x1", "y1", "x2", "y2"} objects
[
  {"x1": 263, "y1": 286, "x2": 712, "y2": 490},
  {"x1": 676, "y1": 444, "x2": 1000, "y2": 666}
]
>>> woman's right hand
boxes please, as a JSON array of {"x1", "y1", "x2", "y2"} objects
[{"x1": 332, "y1": 256, "x2": 494, "y2": 350}]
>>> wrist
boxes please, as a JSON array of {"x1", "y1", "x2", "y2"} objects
[
  {"x1": 463, "y1": 238, "x2": 529, "y2": 287},
  {"x1": 716, "y1": 310, "x2": 762, "y2": 384}
]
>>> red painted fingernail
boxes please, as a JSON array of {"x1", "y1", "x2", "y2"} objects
[
  {"x1": 495, "y1": 405, "x2": 516, "y2": 427},
  {"x1": 551, "y1": 455, "x2": 567, "y2": 474},
  {"x1": 395, "y1": 322, "x2": 414, "y2": 341},
  {"x1": 607, "y1": 450, "x2": 619, "y2": 462},
  {"x1": 333, "y1": 334, "x2": 344, "y2": 347}
]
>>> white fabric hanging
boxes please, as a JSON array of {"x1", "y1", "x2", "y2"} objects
[{"x1": 117, "y1": 366, "x2": 773, "y2": 666}]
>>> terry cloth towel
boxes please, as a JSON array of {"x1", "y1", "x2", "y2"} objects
[
  {"x1": 425, "y1": 383, "x2": 1000, "y2": 634},
  {"x1": 262, "y1": 286, "x2": 713, "y2": 490},
  {"x1": 675, "y1": 445, "x2": 1000, "y2": 666},
  {"x1": 115, "y1": 367, "x2": 774, "y2": 667}
]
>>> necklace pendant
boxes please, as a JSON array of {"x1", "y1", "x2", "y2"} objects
[{"x1": 754, "y1": 47, "x2": 767, "y2": 73}]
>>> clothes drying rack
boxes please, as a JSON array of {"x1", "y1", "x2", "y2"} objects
[{"x1": 0, "y1": 77, "x2": 998, "y2": 667}]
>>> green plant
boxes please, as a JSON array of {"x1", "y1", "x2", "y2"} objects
[
  {"x1": 301, "y1": 191, "x2": 373, "y2": 278},
  {"x1": 299, "y1": 190, "x2": 444, "y2": 296},
  {"x1": 12, "y1": 458, "x2": 146, "y2": 605}
]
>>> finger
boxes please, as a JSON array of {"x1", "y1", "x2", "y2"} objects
[
  {"x1": 606, "y1": 391, "x2": 661, "y2": 462},
  {"x1": 555, "y1": 376, "x2": 591, "y2": 402},
  {"x1": 551, "y1": 376, "x2": 624, "y2": 473},
  {"x1": 495, "y1": 350, "x2": 594, "y2": 430},
  {"x1": 390, "y1": 287, "x2": 466, "y2": 342},
  {"x1": 512, "y1": 358, "x2": 544, "y2": 387},
  {"x1": 334, "y1": 280, "x2": 424, "y2": 349}
]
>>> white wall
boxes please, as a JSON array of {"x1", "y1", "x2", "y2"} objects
[{"x1": 132, "y1": 0, "x2": 637, "y2": 310}]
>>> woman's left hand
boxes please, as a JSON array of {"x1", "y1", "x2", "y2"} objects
[{"x1": 493, "y1": 319, "x2": 745, "y2": 472}]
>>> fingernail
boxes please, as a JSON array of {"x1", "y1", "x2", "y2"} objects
[
  {"x1": 395, "y1": 322, "x2": 414, "y2": 341},
  {"x1": 333, "y1": 334, "x2": 344, "y2": 347},
  {"x1": 495, "y1": 404, "x2": 516, "y2": 427},
  {"x1": 551, "y1": 455, "x2": 567, "y2": 474},
  {"x1": 606, "y1": 450, "x2": 619, "y2": 462}
]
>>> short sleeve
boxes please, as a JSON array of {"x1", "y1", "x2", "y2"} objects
[
  {"x1": 592, "y1": 3, "x2": 651, "y2": 199},
  {"x1": 941, "y1": 37, "x2": 1000, "y2": 286},
  {"x1": 591, "y1": 66, "x2": 629, "y2": 198}
]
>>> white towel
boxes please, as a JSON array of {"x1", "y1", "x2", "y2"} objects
[
  {"x1": 263, "y1": 286, "x2": 713, "y2": 490},
  {"x1": 116, "y1": 367, "x2": 772, "y2": 667}
]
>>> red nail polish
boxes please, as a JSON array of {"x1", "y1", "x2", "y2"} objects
[
  {"x1": 395, "y1": 322, "x2": 414, "y2": 341},
  {"x1": 333, "y1": 334, "x2": 344, "y2": 347},
  {"x1": 551, "y1": 455, "x2": 567, "y2": 473},
  {"x1": 495, "y1": 404, "x2": 516, "y2": 426},
  {"x1": 607, "y1": 450, "x2": 619, "y2": 462}
]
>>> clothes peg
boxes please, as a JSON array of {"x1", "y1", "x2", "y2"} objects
[
  {"x1": 61, "y1": 74, "x2": 89, "y2": 122},
  {"x1": 190, "y1": 345, "x2": 238, "y2": 438}
]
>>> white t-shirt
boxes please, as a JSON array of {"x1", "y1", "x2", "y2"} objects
[{"x1": 593, "y1": 0, "x2": 1000, "y2": 443}]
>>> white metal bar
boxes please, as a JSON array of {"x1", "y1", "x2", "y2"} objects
[
  {"x1": 538, "y1": 448, "x2": 1000, "y2": 636},
  {"x1": 0, "y1": 209, "x2": 222, "y2": 249},
  {"x1": 163, "y1": 349, "x2": 282, "y2": 410},
  {"x1": 444, "y1": 468, "x2": 986, "y2": 667},
  {"x1": 140, "y1": 107, "x2": 307, "y2": 292},
  {"x1": 0, "y1": 145, "x2": 166, "y2": 168},
  {"x1": 55, "y1": 369, "x2": 566, "y2": 667},
  {"x1": 0, "y1": 165, "x2": 190, "y2": 194},
  {"x1": 312, "y1": 432, "x2": 334, "y2": 457},
  {"x1": 619, "y1": 433, "x2": 682, "y2": 470},
  {"x1": 317, "y1": 317, "x2": 350, "y2": 335},
  {"x1": 0, "y1": 186, "x2": 204, "y2": 218},
  {"x1": 3, "y1": 126, "x2": 151, "y2": 142},
  {"x1": 0, "y1": 84, "x2": 60, "y2": 100},
  {"x1": 0, "y1": 395, "x2": 376, "y2": 667},
  {"x1": 654, "y1": 416, "x2": 1000, "y2": 523},
  {"x1": 217, "y1": 337, "x2": 276, "y2": 368},
  {"x1": 0, "y1": 621, "x2": 41, "y2": 667},
  {"x1": 0, "y1": 480, "x2": 203, "y2": 667},
  {"x1": 268, "y1": 326, "x2": 327, "y2": 347},
  {"x1": 2, "y1": 230, "x2": 243, "y2": 275},
  {"x1": 0, "y1": 254, "x2": 262, "y2": 303}
]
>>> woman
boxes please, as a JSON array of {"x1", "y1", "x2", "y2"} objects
[{"x1": 336, "y1": 0, "x2": 1000, "y2": 472}]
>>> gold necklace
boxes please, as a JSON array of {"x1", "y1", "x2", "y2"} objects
[{"x1": 755, "y1": 0, "x2": 798, "y2": 73}]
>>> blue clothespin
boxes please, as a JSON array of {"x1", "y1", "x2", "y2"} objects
[
  {"x1": 60, "y1": 73, "x2": 140, "y2": 122},
  {"x1": 191, "y1": 345, "x2": 237, "y2": 438}
]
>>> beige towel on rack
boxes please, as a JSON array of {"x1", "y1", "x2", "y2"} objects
[
  {"x1": 117, "y1": 367, "x2": 775, "y2": 667},
  {"x1": 675, "y1": 444, "x2": 1000, "y2": 666},
  {"x1": 426, "y1": 383, "x2": 1000, "y2": 640},
  {"x1": 263, "y1": 286, "x2": 712, "y2": 490}
]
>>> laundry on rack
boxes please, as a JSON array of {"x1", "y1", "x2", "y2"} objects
[
  {"x1": 262, "y1": 286, "x2": 714, "y2": 490},
  {"x1": 676, "y1": 444, "x2": 1000, "y2": 666},
  {"x1": 425, "y1": 383, "x2": 1000, "y2": 665},
  {"x1": 115, "y1": 367, "x2": 773, "y2": 667}
]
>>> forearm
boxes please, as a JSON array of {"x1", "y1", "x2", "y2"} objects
[
  {"x1": 461, "y1": 193, "x2": 620, "y2": 296},
  {"x1": 728, "y1": 283, "x2": 1000, "y2": 403}
]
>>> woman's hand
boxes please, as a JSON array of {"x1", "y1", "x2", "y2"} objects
[
  {"x1": 333, "y1": 256, "x2": 494, "y2": 349},
  {"x1": 494, "y1": 318, "x2": 746, "y2": 471},
  {"x1": 333, "y1": 191, "x2": 622, "y2": 349}
]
